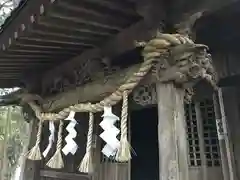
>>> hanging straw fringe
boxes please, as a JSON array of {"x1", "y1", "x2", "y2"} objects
[
  {"x1": 79, "y1": 112, "x2": 94, "y2": 173},
  {"x1": 47, "y1": 120, "x2": 64, "y2": 169},
  {"x1": 27, "y1": 119, "x2": 43, "y2": 160},
  {"x1": 116, "y1": 90, "x2": 132, "y2": 162}
]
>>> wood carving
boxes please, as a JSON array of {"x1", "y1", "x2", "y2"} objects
[
  {"x1": 132, "y1": 85, "x2": 194, "y2": 106},
  {"x1": 42, "y1": 65, "x2": 140, "y2": 111},
  {"x1": 132, "y1": 84, "x2": 157, "y2": 106},
  {"x1": 151, "y1": 42, "x2": 215, "y2": 87},
  {"x1": 42, "y1": 58, "x2": 120, "y2": 97}
]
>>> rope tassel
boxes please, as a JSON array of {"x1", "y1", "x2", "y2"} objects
[
  {"x1": 47, "y1": 120, "x2": 64, "y2": 169},
  {"x1": 79, "y1": 112, "x2": 94, "y2": 173},
  {"x1": 27, "y1": 119, "x2": 43, "y2": 160},
  {"x1": 116, "y1": 91, "x2": 132, "y2": 162}
]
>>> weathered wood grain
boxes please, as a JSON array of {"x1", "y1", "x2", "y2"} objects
[
  {"x1": 42, "y1": 64, "x2": 141, "y2": 111},
  {"x1": 156, "y1": 83, "x2": 189, "y2": 180},
  {"x1": 40, "y1": 170, "x2": 91, "y2": 180}
]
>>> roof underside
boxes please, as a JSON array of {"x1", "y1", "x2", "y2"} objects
[
  {"x1": 196, "y1": 1, "x2": 240, "y2": 52},
  {"x1": 0, "y1": 0, "x2": 141, "y2": 87}
]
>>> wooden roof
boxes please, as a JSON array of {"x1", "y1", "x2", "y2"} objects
[
  {"x1": 196, "y1": 1, "x2": 240, "y2": 52},
  {"x1": 0, "y1": 0, "x2": 141, "y2": 87}
]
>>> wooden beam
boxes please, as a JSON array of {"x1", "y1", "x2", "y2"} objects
[
  {"x1": 41, "y1": 42, "x2": 212, "y2": 111},
  {"x1": 42, "y1": 64, "x2": 141, "y2": 111},
  {"x1": 14, "y1": 42, "x2": 84, "y2": 51},
  {"x1": 0, "y1": 54, "x2": 70, "y2": 59},
  {"x1": 40, "y1": 170, "x2": 91, "y2": 180},
  {"x1": 17, "y1": 38, "x2": 95, "y2": 48},
  {"x1": 19, "y1": 33, "x2": 101, "y2": 46},
  {"x1": 35, "y1": 20, "x2": 115, "y2": 37},
  {"x1": 57, "y1": 0, "x2": 138, "y2": 17}
]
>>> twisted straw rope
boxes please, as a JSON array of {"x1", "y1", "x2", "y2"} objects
[
  {"x1": 86, "y1": 112, "x2": 94, "y2": 154},
  {"x1": 27, "y1": 119, "x2": 43, "y2": 160},
  {"x1": 56, "y1": 120, "x2": 64, "y2": 151},
  {"x1": 78, "y1": 112, "x2": 94, "y2": 172},
  {"x1": 25, "y1": 33, "x2": 199, "y2": 121},
  {"x1": 36, "y1": 120, "x2": 43, "y2": 146},
  {"x1": 120, "y1": 91, "x2": 128, "y2": 139},
  {"x1": 115, "y1": 90, "x2": 131, "y2": 162}
]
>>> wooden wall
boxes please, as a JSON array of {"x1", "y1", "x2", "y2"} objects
[
  {"x1": 213, "y1": 52, "x2": 240, "y2": 81},
  {"x1": 95, "y1": 163, "x2": 129, "y2": 180}
]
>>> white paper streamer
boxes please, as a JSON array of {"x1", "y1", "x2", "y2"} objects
[
  {"x1": 43, "y1": 121, "x2": 55, "y2": 157},
  {"x1": 216, "y1": 118, "x2": 224, "y2": 140},
  {"x1": 62, "y1": 111, "x2": 78, "y2": 155},
  {"x1": 102, "y1": 144, "x2": 117, "y2": 158},
  {"x1": 100, "y1": 106, "x2": 120, "y2": 157}
]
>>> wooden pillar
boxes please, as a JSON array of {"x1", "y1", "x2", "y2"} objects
[
  {"x1": 156, "y1": 83, "x2": 189, "y2": 180},
  {"x1": 218, "y1": 88, "x2": 237, "y2": 180},
  {"x1": 213, "y1": 92, "x2": 230, "y2": 180},
  {"x1": 195, "y1": 102, "x2": 208, "y2": 180}
]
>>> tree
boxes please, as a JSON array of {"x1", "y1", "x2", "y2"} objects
[
  {"x1": 0, "y1": 89, "x2": 30, "y2": 180},
  {"x1": 0, "y1": 0, "x2": 14, "y2": 27}
]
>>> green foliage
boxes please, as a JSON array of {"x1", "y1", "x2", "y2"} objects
[{"x1": 0, "y1": 106, "x2": 29, "y2": 180}]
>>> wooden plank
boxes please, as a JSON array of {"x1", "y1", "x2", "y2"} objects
[
  {"x1": 0, "y1": 51, "x2": 76, "y2": 57},
  {"x1": 0, "y1": 60, "x2": 54, "y2": 63},
  {"x1": 48, "y1": 7, "x2": 123, "y2": 31},
  {"x1": 57, "y1": 0, "x2": 139, "y2": 19},
  {"x1": 40, "y1": 170, "x2": 91, "y2": 180},
  {"x1": 6, "y1": 49, "x2": 77, "y2": 55},
  {"x1": 0, "y1": 54, "x2": 70, "y2": 59},
  {"x1": 35, "y1": 19, "x2": 115, "y2": 37},
  {"x1": 29, "y1": 29, "x2": 105, "y2": 41},
  {"x1": 53, "y1": 1, "x2": 134, "y2": 28},
  {"x1": 19, "y1": 33, "x2": 101, "y2": 46},
  {"x1": 17, "y1": 38, "x2": 95, "y2": 48},
  {"x1": 59, "y1": 0, "x2": 137, "y2": 17},
  {"x1": 0, "y1": 0, "x2": 56, "y2": 50},
  {"x1": 14, "y1": 42, "x2": 85, "y2": 51},
  {"x1": 41, "y1": 19, "x2": 157, "y2": 85}
]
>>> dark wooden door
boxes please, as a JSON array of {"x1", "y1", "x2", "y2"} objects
[{"x1": 131, "y1": 107, "x2": 159, "y2": 180}]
